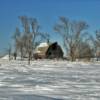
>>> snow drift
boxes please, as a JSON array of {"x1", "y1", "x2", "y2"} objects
[{"x1": 0, "y1": 60, "x2": 100, "y2": 100}]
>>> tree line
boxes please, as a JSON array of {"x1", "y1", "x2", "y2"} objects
[
  {"x1": 8, "y1": 16, "x2": 100, "y2": 63},
  {"x1": 54, "y1": 17, "x2": 100, "y2": 61},
  {"x1": 12, "y1": 16, "x2": 50, "y2": 64}
]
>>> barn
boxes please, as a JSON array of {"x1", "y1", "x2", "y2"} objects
[
  {"x1": 46, "y1": 42, "x2": 63, "y2": 59},
  {"x1": 34, "y1": 42, "x2": 63, "y2": 59}
]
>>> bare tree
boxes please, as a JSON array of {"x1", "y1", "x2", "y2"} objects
[
  {"x1": 16, "y1": 37, "x2": 24, "y2": 60},
  {"x1": 29, "y1": 18, "x2": 50, "y2": 59},
  {"x1": 29, "y1": 18, "x2": 40, "y2": 50},
  {"x1": 77, "y1": 41, "x2": 94, "y2": 60},
  {"x1": 19, "y1": 16, "x2": 30, "y2": 34},
  {"x1": 54, "y1": 17, "x2": 88, "y2": 61},
  {"x1": 95, "y1": 30, "x2": 100, "y2": 60},
  {"x1": 12, "y1": 27, "x2": 21, "y2": 60},
  {"x1": 7, "y1": 44, "x2": 11, "y2": 61},
  {"x1": 17, "y1": 16, "x2": 50, "y2": 64},
  {"x1": 95, "y1": 30, "x2": 100, "y2": 47}
]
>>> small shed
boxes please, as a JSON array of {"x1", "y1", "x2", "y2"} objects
[{"x1": 46, "y1": 42, "x2": 63, "y2": 59}]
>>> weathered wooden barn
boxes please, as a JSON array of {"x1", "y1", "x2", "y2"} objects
[
  {"x1": 34, "y1": 42, "x2": 63, "y2": 59},
  {"x1": 46, "y1": 42, "x2": 63, "y2": 59}
]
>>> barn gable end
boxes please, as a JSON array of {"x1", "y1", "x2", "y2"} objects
[{"x1": 46, "y1": 42, "x2": 63, "y2": 59}]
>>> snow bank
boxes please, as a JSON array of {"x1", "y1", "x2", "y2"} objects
[
  {"x1": 0, "y1": 60, "x2": 100, "y2": 100},
  {"x1": 1, "y1": 55, "x2": 9, "y2": 60},
  {"x1": 11, "y1": 95, "x2": 61, "y2": 100}
]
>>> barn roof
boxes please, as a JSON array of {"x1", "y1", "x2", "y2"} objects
[{"x1": 34, "y1": 42, "x2": 49, "y2": 55}]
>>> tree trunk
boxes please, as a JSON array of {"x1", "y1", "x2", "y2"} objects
[
  {"x1": 70, "y1": 46, "x2": 75, "y2": 61},
  {"x1": 20, "y1": 47, "x2": 23, "y2": 61},
  {"x1": 28, "y1": 51, "x2": 31, "y2": 65}
]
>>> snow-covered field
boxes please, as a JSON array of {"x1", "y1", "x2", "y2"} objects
[{"x1": 0, "y1": 59, "x2": 100, "y2": 100}]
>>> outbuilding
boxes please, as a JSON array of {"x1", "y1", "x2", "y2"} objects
[
  {"x1": 46, "y1": 42, "x2": 63, "y2": 59},
  {"x1": 34, "y1": 42, "x2": 63, "y2": 59}
]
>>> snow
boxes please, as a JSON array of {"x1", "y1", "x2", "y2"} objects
[
  {"x1": 1, "y1": 55, "x2": 9, "y2": 60},
  {"x1": 34, "y1": 42, "x2": 49, "y2": 54},
  {"x1": 0, "y1": 60, "x2": 100, "y2": 100},
  {"x1": 37, "y1": 42, "x2": 48, "y2": 48}
]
